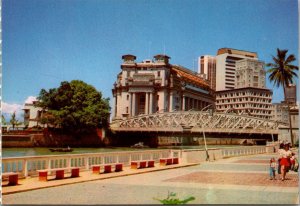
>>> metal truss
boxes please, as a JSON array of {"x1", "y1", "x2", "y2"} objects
[{"x1": 111, "y1": 111, "x2": 288, "y2": 135}]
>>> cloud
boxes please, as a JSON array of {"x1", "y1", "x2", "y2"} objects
[
  {"x1": 2, "y1": 102, "x2": 23, "y2": 115},
  {"x1": 2, "y1": 102, "x2": 23, "y2": 121},
  {"x1": 2, "y1": 96, "x2": 37, "y2": 121},
  {"x1": 25, "y1": 96, "x2": 37, "y2": 104}
]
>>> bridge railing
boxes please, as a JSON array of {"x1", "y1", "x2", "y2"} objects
[
  {"x1": 221, "y1": 146, "x2": 266, "y2": 158},
  {"x1": 2, "y1": 149, "x2": 174, "y2": 177}
]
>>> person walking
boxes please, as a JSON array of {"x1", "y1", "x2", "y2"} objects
[{"x1": 278, "y1": 143, "x2": 292, "y2": 181}]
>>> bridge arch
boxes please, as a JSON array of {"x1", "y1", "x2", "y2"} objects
[{"x1": 110, "y1": 111, "x2": 287, "y2": 135}]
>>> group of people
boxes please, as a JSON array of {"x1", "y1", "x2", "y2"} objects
[{"x1": 269, "y1": 142, "x2": 298, "y2": 181}]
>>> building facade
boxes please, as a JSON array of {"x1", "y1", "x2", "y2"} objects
[
  {"x1": 23, "y1": 101, "x2": 44, "y2": 128},
  {"x1": 271, "y1": 103, "x2": 289, "y2": 123},
  {"x1": 235, "y1": 59, "x2": 266, "y2": 89},
  {"x1": 112, "y1": 54, "x2": 215, "y2": 120},
  {"x1": 278, "y1": 104, "x2": 299, "y2": 144},
  {"x1": 215, "y1": 87, "x2": 273, "y2": 119},
  {"x1": 198, "y1": 55, "x2": 216, "y2": 90},
  {"x1": 215, "y1": 48, "x2": 258, "y2": 91},
  {"x1": 284, "y1": 84, "x2": 297, "y2": 105}
]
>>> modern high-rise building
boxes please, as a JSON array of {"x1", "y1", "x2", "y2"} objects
[
  {"x1": 284, "y1": 84, "x2": 297, "y2": 105},
  {"x1": 198, "y1": 55, "x2": 216, "y2": 90},
  {"x1": 214, "y1": 48, "x2": 274, "y2": 119},
  {"x1": 235, "y1": 59, "x2": 266, "y2": 89},
  {"x1": 215, "y1": 88, "x2": 273, "y2": 119},
  {"x1": 215, "y1": 48, "x2": 258, "y2": 91}
]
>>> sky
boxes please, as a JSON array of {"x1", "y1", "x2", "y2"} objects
[{"x1": 2, "y1": 0, "x2": 299, "y2": 121}]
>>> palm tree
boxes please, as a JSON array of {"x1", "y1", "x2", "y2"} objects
[
  {"x1": 266, "y1": 48, "x2": 298, "y2": 146},
  {"x1": 10, "y1": 112, "x2": 20, "y2": 130}
]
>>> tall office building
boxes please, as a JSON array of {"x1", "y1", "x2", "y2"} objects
[
  {"x1": 215, "y1": 48, "x2": 258, "y2": 91},
  {"x1": 198, "y1": 55, "x2": 216, "y2": 90},
  {"x1": 284, "y1": 84, "x2": 297, "y2": 105},
  {"x1": 215, "y1": 48, "x2": 273, "y2": 119},
  {"x1": 216, "y1": 88, "x2": 273, "y2": 119},
  {"x1": 235, "y1": 59, "x2": 266, "y2": 89}
]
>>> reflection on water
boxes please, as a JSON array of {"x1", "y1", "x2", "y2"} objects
[{"x1": 2, "y1": 145, "x2": 244, "y2": 158}]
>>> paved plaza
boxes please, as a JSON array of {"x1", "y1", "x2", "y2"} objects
[{"x1": 2, "y1": 152, "x2": 299, "y2": 204}]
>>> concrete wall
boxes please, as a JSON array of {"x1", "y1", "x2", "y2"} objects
[
  {"x1": 2, "y1": 135, "x2": 34, "y2": 147},
  {"x1": 181, "y1": 148, "x2": 223, "y2": 163}
]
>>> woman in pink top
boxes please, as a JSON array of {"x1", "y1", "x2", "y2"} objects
[{"x1": 278, "y1": 143, "x2": 292, "y2": 181}]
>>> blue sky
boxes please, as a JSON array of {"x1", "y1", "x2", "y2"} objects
[{"x1": 2, "y1": 0, "x2": 299, "y2": 120}]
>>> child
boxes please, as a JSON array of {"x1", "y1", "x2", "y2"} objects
[
  {"x1": 269, "y1": 158, "x2": 277, "y2": 180},
  {"x1": 290, "y1": 153, "x2": 295, "y2": 170},
  {"x1": 290, "y1": 153, "x2": 298, "y2": 172}
]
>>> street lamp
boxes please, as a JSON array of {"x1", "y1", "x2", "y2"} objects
[
  {"x1": 200, "y1": 104, "x2": 214, "y2": 161},
  {"x1": 202, "y1": 128, "x2": 210, "y2": 161}
]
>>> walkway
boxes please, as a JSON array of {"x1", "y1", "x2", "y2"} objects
[{"x1": 2, "y1": 153, "x2": 299, "y2": 204}]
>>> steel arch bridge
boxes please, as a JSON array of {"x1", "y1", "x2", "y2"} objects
[{"x1": 110, "y1": 111, "x2": 287, "y2": 135}]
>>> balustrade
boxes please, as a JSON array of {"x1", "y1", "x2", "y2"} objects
[
  {"x1": 2, "y1": 149, "x2": 174, "y2": 177},
  {"x1": 2, "y1": 147, "x2": 268, "y2": 178},
  {"x1": 221, "y1": 146, "x2": 266, "y2": 158}
]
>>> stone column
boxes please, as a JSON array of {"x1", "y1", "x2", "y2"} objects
[
  {"x1": 182, "y1": 96, "x2": 186, "y2": 111},
  {"x1": 169, "y1": 91, "x2": 173, "y2": 112},
  {"x1": 114, "y1": 95, "x2": 117, "y2": 117},
  {"x1": 129, "y1": 93, "x2": 132, "y2": 116},
  {"x1": 145, "y1": 92, "x2": 149, "y2": 115},
  {"x1": 149, "y1": 92, "x2": 153, "y2": 114},
  {"x1": 187, "y1": 97, "x2": 190, "y2": 110},
  {"x1": 132, "y1": 93, "x2": 136, "y2": 116}
]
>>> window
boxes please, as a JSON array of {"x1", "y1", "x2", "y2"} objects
[
  {"x1": 157, "y1": 71, "x2": 161, "y2": 77},
  {"x1": 126, "y1": 107, "x2": 128, "y2": 113},
  {"x1": 127, "y1": 95, "x2": 129, "y2": 100}
]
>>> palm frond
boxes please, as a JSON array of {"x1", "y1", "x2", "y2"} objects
[
  {"x1": 285, "y1": 54, "x2": 296, "y2": 64},
  {"x1": 267, "y1": 49, "x2": 298, "y2": 89}
]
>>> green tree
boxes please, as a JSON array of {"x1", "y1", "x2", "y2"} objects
[
  {"x1": 266, "y1": 48, "x2": 298, "y2": 146},
  {"x1": 37, "y1": 80, "x2": 110, "y2": 134},
  {"x1": 2, "y1": 115, "x2": 7, "y2": 125},
  {"x1": 10, "y1": 112, "x2": 21, "y2": 130}
]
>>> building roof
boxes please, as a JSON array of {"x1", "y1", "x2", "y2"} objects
[
  {"x1": 217, "y1": 48, "x2": 257, "y2": 58},
  {"x1": 153, "y1": 54, "x2": 170, "y2": 59},
  {"x1": 171, "y1": 65, "x2": 209, "y2": 89},
  {"x1": 216, "y1": 87, "x2": 273, "y2": 94},
  {"x1": 122, "y1": 54, "x2": 136, "y2": 60}
]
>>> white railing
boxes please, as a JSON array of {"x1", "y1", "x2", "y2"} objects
[
  {"x1": 2, "y1": 146, "x2": 268, "y2": 178},
  {"x1": 2, "y1": 149, "x2": 175, "y2": 177},
  {"x1": 221, "y1": 146, "x2": 266, "y2": 158}
]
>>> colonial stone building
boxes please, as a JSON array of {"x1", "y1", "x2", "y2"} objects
[{"x1": 112, "y1": 54, "x2": 215, "y2": 120}]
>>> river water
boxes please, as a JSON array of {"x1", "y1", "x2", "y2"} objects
[{"x1": 2, "y1": 145, "x2": 243, "y2": 158}]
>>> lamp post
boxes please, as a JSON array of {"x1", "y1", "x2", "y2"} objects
[
  {"x1": 202, "y1": 130, "x2": 209, "y2": 161},
  {"x1": 200, "y1": 104, "x2": 214, "y2": 161}
]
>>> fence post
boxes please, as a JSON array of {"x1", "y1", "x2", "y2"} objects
[
  {"x1": 67, "y1": 157, "x2": 71, "y2": 168},
  {"x1": 23, "y1": 159, "x2": 28, "y2": 177},
  {"x1": 85, "y1": 157, "x2": 89, "y2": 170}
]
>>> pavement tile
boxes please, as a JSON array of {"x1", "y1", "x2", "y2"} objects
[
  {"x1": 164, "y1": 171, "x2": 299, "y2": 187},
  {"x1": 233, "y1": 159, "x2": 270, "y2": 164}
]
